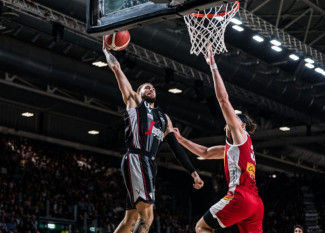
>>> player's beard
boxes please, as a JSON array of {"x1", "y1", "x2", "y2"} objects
[{"x1": 142, "y1": 94, "x2": 156, "y2": 103}]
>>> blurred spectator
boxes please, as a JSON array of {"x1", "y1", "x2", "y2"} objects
[{"x1": 293, "y1": 224, "x2": 304, "y2": 233}]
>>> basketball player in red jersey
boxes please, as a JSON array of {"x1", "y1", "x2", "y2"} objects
[
  {"x1": 174, "y1": 47, "x2": 264, "y2": 233},
  {"x1": 102, "y1": 41, "x2": 204, "y2": 233}
]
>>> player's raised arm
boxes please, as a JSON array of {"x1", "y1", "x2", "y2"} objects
[
  {"x1": 103, "y1": 39, "x2": 137, "y2": 106},
  {"x1": 164, "y1": 115, "x2": 204, "y2": 190},
  {"x1": 205, "y1": 47, "x2": 246, "y2": 144},
  {"x1": 173, "y1": 128, "x2": 224, "y2": 160}
]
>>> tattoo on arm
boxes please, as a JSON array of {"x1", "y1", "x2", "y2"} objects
[{"x1": 133, "y1": 219, "x2": 150, "y2": 233}]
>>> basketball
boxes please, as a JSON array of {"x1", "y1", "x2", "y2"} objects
[{"x1": 104, "y1": 30, "x2": 130, "y2": 51}]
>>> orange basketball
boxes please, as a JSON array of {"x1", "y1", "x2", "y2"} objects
[{"x1": 104, "y1": 30, "x2": 130, "y2": 51}]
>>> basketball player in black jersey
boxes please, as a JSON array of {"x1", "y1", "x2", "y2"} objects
[{"x1": 103, "y1": 44, "x2": 204, "y2": 233}]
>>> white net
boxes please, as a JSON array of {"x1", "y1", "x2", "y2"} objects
[{"x1": 183, "y1": 1, "x2": 239, "y2": 56}]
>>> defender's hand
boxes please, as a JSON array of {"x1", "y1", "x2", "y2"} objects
[
  {"x1": 192, "y1": 171, "x2": 204, "y2": 190},
  {"x1": 204, "y1": 44, "x2": 215, "y2": 65},
  {"x1": 173, "y1": 128, "x2": 183, "y2": 142}
]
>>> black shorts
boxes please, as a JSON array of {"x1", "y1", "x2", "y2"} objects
[{"x1": 121, "y1": 151, "x2": 157, "y2": 210}]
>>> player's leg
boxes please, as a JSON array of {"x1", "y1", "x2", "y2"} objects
[
  {"x1": 115, "y1": 153, "x2": 139, "y2": 232},
  {"x1": 114, "y1": 209, "x2": 138, "y2": 233},
  {"x1": 133, "y1": 201, "x2": 154, "y2": 233},
  {"x1": 195, "y1": 216, "x2": 215, "y2": 233}
]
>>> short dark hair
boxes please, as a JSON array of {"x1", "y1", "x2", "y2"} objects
[
  {"x1": 137, "y1": 83, "x2": 154, "y2": 93},
  {"x1": 237, "y1": 114, "x2": 257, "y2": 134},
  {"x1": 294, "y1": 225, "x2": 304, "y2": 232}
]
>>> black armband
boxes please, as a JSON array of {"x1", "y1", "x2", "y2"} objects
[{"x1": 165, "y1": 132, "x2": 196, "y2": 174}]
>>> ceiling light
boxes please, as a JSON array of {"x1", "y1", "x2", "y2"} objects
[
  {"x1": 235, "y1": 110, "x2": 242, "y2": 114},
  {"x1": 230, "y1": 18, "x2": 242, "y2": 25},
  {"x1": 168, "y1": 88, "x2": 182, "y2": 94},
  {"x1": 272, "y1": 174, "x2": 277, "y2": 178},
  {"x1": 289, "y1": 54, "x2": 299, "y2": 61},
  {"x1": 21, "y1": 112, "x2": 34, "y2": 117},
  {"x1": 271, "y1": 46, "x2": 282, "y2": 52},
  {"x1": 88, "y1": 130, "x2": 99, "y2": 135},
  {"x1": 92, "y1": 61, "x2": 107, "y2": 67},
  {"x1": 315, "y1": 67, "x2": 325, "y2": 76},
  {"x1": 305, "y1": 63, "x2": 314, "y2": 69},
  {"x1": 253, "y1": 35, "x2": 264, "y2": 42},
  {"x1": 270, "y1": 39, "x2": 281, "y2": 46},
  {"x1": 232, "y1": 25, "x2": 244, "y2": 32},
  {"x1": 279, "y1": 126, "x2": 290, "y2": 131},
  {"x1": 304, "y1": 58, "x2": 314, "y2": 63},
  {"x1": 47, "y1": 224, "x2": 55, "y2": 229},
  {"x1": 197, "y1": 157, "x2": 205, "y2": 160}
]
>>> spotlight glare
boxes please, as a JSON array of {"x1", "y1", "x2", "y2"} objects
[
  {"x1": 305, "y1": 63, "x2": 315, "y2": 69},
  {"x1": 88, "y1": 130, "x2": 99, "y2": 135},
  {"x1": 230, "y1": 18, "x2": 242, "y2": 25},
  {"x1": 47, "y1": 224, "x2": 55, "y2": 229},
  {"x1": 232, "y1": 25, "x2": 244, "y2": 32},
  {"x1": 168, "y1": 88, "x2": 182, "y2": 94},
  {"x1": 235, "y1": 110, "x2": 242, "y2": 114},
  {"x1": 270, "y1": 39, "x2": 281, "y2": 46},
  {"x1": 253, "y1": 35, "x2": 264, "y2": 42},
  {"x1": 304, "y1": 58, "x2": 314, "y2": 63},
  {"x1": 271, "y1": 46, "x2": 282, "y2": 52},
  {"x1": 279, "y1": 126, "x2": 290, "y2": 131},
  {"x1": 289, "y1": 54, "x2": 299, "y2": 61},
  {"x1": 315, "y1": 67, "x2": 325, "y2": 76},
  {"x1": 92, "y1": 61, "x2": 107, "y2": 67},
  {"x1": 22, "y1": 112, "x2": 34, "y2": 117}
]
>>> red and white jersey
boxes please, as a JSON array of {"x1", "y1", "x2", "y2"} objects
[{"x1": 224, "y1": 132, "x2": 258, "y2": 194}]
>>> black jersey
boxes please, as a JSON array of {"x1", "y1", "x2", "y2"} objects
[{"x1": 124, "y1": 100, "x2": 167, "y2": 156}]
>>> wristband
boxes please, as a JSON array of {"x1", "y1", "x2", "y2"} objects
[
  {"x1": 210, "y1": 63, "x2": 218, "y2": 70},
  {"x1": 103, "y1": 49, "x2": 117, "y2": 67}
]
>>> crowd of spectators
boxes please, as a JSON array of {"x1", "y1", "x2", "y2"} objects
[
  {"x1": 0, "y1": 134, "x2": 321, "y2": 232},
  {"x1": 0, "y1": 135, "x2": 196, "y2": 232}
]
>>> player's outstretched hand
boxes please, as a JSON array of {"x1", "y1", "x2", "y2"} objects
[
  {"x1": 173, "y1": 128, "x2": 183, "y2": 142},
  {"x1": 102, "y1": 36, "x2": 111, "y2": 51},
  {"x1": 102, "y1": 37, "x2": 120, "y2": 72},
  {"x1": 192, "y1": 171, "x2": 204, "y2": 190},
  {"x1": 204, "y1": 44, "x2": 215, "y2": 66}
]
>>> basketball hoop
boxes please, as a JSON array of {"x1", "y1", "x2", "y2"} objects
[{"x1": 184, "y1": 1, "x2": 240, "y2": 56}]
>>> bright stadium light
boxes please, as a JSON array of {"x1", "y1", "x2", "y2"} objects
[
  {"x1": 270, "y1": 39, "x2": 281, "y2": 46},
  {"x1": 47, "y1": 224, "x2": 55, "y2": 229},
  {"x1": 289, "y1": 54, "x2": 299, "y2": 61},
  {"x1": 279, "y1": 126, "x2": 290, "y2": 131},
  {"x1": 168, "y1": 88, "x2": 182, "y2": 94},
  {"x1": 88, "y1": 130, "x2": 99, "y2": 135},
  {"x1": 271, "y1": 46, "x2": 282, "y2": 52},
  {"x1": 92, "y1": 61, "x2": 107, "y2": 67},
  {"x1": 22, "y1": 112, "x2": 34, "y2": 117},
  {"x1": 305, "y1": 63, "x2": 315, "y2": 69},
  {"x1": 232, "y1": 25, "x2": 244, "y2": 32},
  {"x1": 253, "y1": 35, "x2": 264, "y2": 42},
  {"x1": 235, "y1": 110, "x2": 242, "y2": 114},
  {"x1": 315, "y1": 67, "x2": 325, "y2": 76},
  {"x1": 230, "y1": 18, "x2": 242, "y2": 25},
  {"x1": 304, "y1": 58, "x2": 314, "y2": 64}
]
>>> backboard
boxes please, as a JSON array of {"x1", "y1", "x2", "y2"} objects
[{"x1": 86, "y1": 0, "x2": 235, "y2": 35}]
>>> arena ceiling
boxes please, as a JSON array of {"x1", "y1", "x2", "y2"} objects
[{"x1": 0, "y1": 0, "x2": 324, "y2": 175}]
